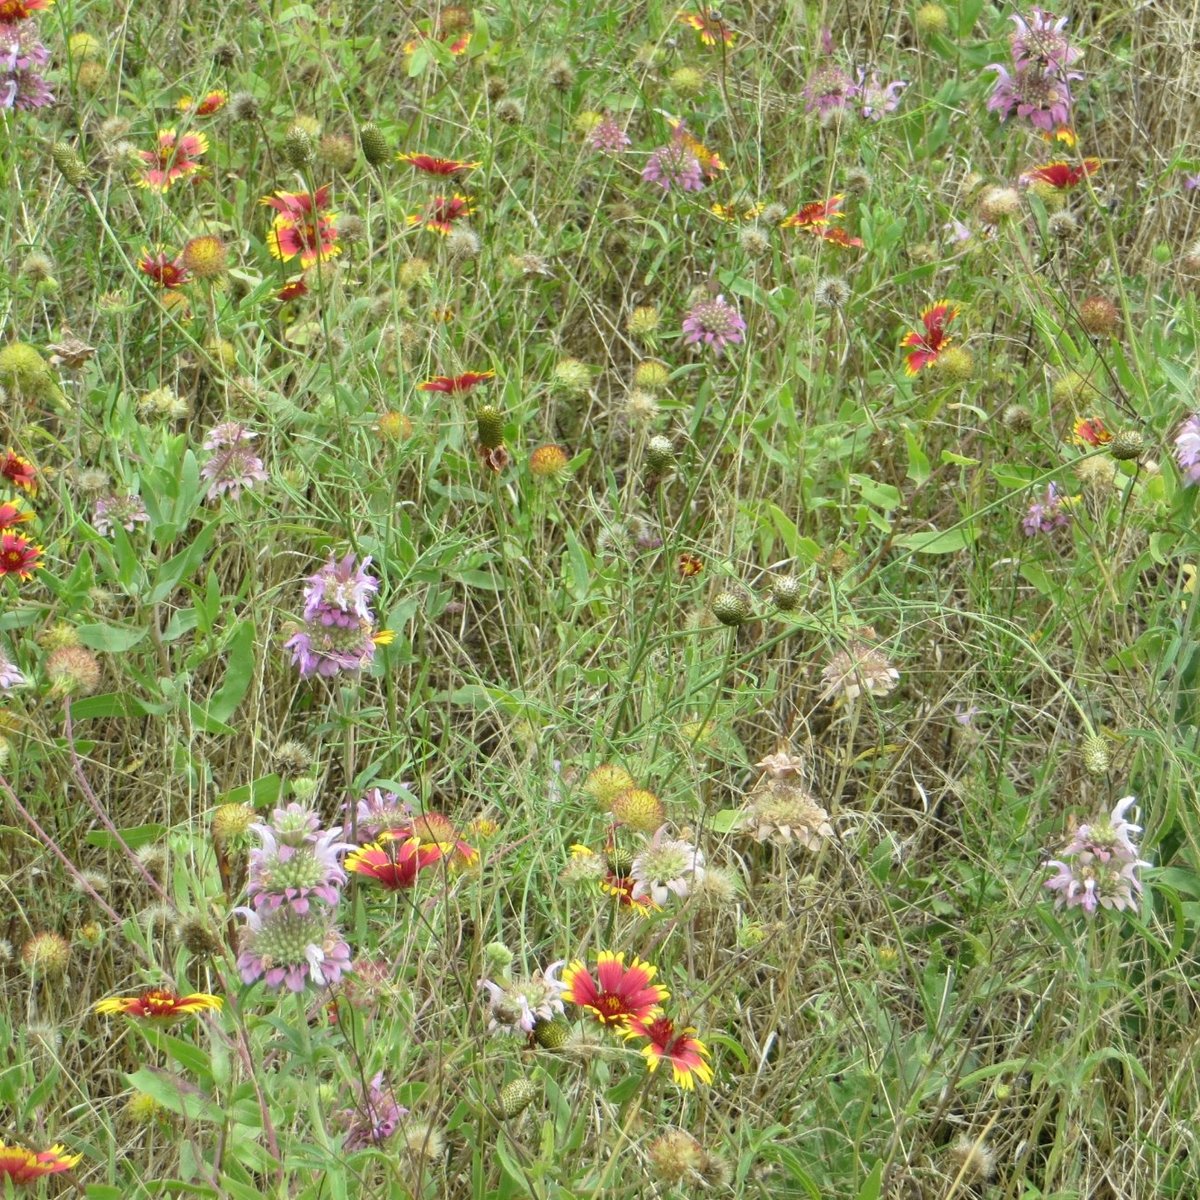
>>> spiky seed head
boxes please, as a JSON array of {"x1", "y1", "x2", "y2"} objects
[
  {"x1": 769, "y1": 575, "x2": 803, "y2": 611},
  {"x1": 1080, "y1": 733, "x2": 1110, "y2": 774},
  {"x1": 498, "y1": 1079, "x2": 539, "y2": 1119},
  {"x1": 495, "y1": 98, "x2": 525, "y2": 125},
  {"x1": 1109, "y1": 429, "x2": 1144, "y2": 461},
  {"x1": 645, "y1": 436, "x2": 675, "y2": 473},
  {"x1": 230, "y1": 91, "x2": 260, "y2": 121},
  {"x1": 212, "y1": 802, "x2": 256, "y2": 844},
  {"x1": 283, "y1": 124, "x2": 315, "y2": 168},
  {"x1": 632, "y1": 358, "x2": 669, "y2": 389},
  {"x1": 609, "y1": 789, "x2": 666, "y2": 833},
  {"x1": 628, "y1": 308, "x2": 663, "y2": 340},
  {"x1": 45, "y1": 646, "x2": 102, "y2": 696},
  {"x1": 1047, "y1": 211, "x2": 1078, "y2": 240},
  {"x1": 21, "y1": 931, "x2": 71, "y2": 978},
  {"x1": 51, "y1": 142, "x2": 90, "y2": 187},
  {"x1": 177, "y1": 916, "x2": 223, "y2": 956},
  {"x1": 475, "y1": 405, "x2": 505, "y2": 449},
  {"x1": 977, "y1": 186, "x2": 1021, "y2": 224},
  {"x1": 546, "y1": 57, "x2": 574, "y2": 90},
  {"x1": 583, "y1": 764, "x2": 636, "y2": 805},
  {"x1": 647, "y1": 1129, "x2": 709, "y2": 1185},
  {"x1": 358, "y1": 122, "x2": 389, "y2": 165},
  {"x1": 532, "y1": 1016, "x2": 571, "y2": 1048},
  {"x1": 914, "y1": 3, "x2": 949, "y2": 34},
  {"x1": 318, "y1": 133, "x2": 356, "y2": 172},
  {"x1": 934, "y1": 346, "x2": 974, "y2": 381},
  {"x1": 712, "y1": 591, "x2": 752, "y2": 627},
  {"x1": 1079, "y1": 295, "x2": 1119, "y2": 336},
  {"x1": 947, "y1": 1135, "x2": 997, "y2": 1181},
  {"x1": 605, "y1": 845, "x2": 635, "y2": 875},
  {"x1": 668, "y1": 66, "x2": 706, "y2": 96}
]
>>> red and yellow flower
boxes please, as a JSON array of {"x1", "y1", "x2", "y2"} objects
[
  {"x1": 262, "y1": 186, "x2": 340, "y2": 268},
  {"x1": 346, "y1": 835, "x2": 448, "y2": 889},
  {"x1": 677, "y1": 8, "x2": 736, "y2": 45},
  {"x1": 177, "y1": 90, "x2": 228, "y2": 117},
  {"x1": 1, "y1": 450, "x2": 37, "y2": 497},
  {"x1": 561, "y1": 951, "x2": 669, "y2": 1028},
  {"x1": 625, "y1": 1015, "x2": 714, "y2": 1089},
  {"x1": 0, "y1": 1143, "x2": 81, "y2": 1185},
  {"x1": 0, "y1": 0, "x2": 53, "y2": 22},
  {"x1": 710, "y1": 202, "x2": 765, "y2": 223},
  {"x1": 94, "y1": 987, "x2": 223, "y2": 1019},
  {"x1": 0, "y1": 501, "x2": 32, "y2": 530},
  {"x1": 780, "y1": 195, "x2": 845, "y2": 230},
  {"x1": 0, "y1": 533, "x2": 42, "y2": 579},
  {"x1": 1021, "y1": 158, "x2": 1101, "y2": 190},
  {"x1": 677, "y1": 552, "x2": 704, "y2": 578},
  {"x1": 403, "y1": 31, "x2": 471, "y2": 56},
  {"x1": 901, "y1": 301, "x2": 959, "y2": 375},
  {"x1": 388, "y1": 811, "x2": 478, "y2": 867},
  {"x1": 418, "y1": 370, "x2": 495, "y2": 394},
  {"x1": 600, "y1": 872, "x2": 659, "y2": 912},
  {"x1": 1073, "y1": 416, "x2": 1112, "y2": 447},
  {"x1": 406, "y1": 194, "x2": 473, "y2": 235},
  {"x1": 397, "y1": 152, "x2": 480, "y2": 176},
  {"x1": 138, "y1": 250, "x2": 190, "y2": 289},
  {"x1": 278, "y1": 275, "x2": 308, "y2": 302},
  {"x1": 137, "y1": 128, "x2": 208, "y2": 192}
]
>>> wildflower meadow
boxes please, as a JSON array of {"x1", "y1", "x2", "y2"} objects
[{"x1": 3, "y1": 0, "x2": 1200, "y2": 1195}]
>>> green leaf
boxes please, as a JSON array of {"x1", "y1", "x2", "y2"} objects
[
  {"x1": 125, "y1": 1067, "x2": 223, "y2": 1123},
  {"x1": 905, "y1": 429, "x2": 931, "y2": 485},
  {"x1": 856, "y1": 1161, "x2": 885, "y2": 1200},
  {"x1": 893, "y1": 525, "x2": 977, "y2": 554},
  {"x1": 76, "y1": 623, "x2": 148, "y2": 652},
  {"x1": 148, "y1": 525, "x2": 218, "y2": 604},
  {"x1": 710, "y1": 808, "x2": 743, "y2": 834},
  {"x1": 205, "y1": 620, "x2": 256, "y2": 723},
  {"x1": 85, "y1": 824, "x2": 168, "y2": 852},
  {"x1": 940, "y1": 450, "x2": 980, "y2": 466},
  {"x1": 219, "y1": 774, "x2": 282, "y2": 808}
]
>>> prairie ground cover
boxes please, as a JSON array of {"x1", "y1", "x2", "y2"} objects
[{"x1": 2, "y1": 0, "x2": 1200, "y2": 1196}]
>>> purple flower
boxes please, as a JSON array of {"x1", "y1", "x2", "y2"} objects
[
  {"x1": 1010, "y1": 8, "x2": 1081, "y2": 74},
  {"x1": 803, "y1": 61, "x2": 859, "y2": 118},
  {"x1": 1173, "y1": 413, "x2": 1200, "y2": 485},
  {"x1": 986, "y1": 63, "x2": 1077, "y2": 133},
  {"x1": 0, "y1": 20, "x2": 53, "y2": 111},
  {"x1": 1184, "y1": 173, "x2": 1200, "y2": 191},
  {"x1": 355, "y1": 786, "x2": 418, "y2": 839},
  {"x1": 1064, "y1": 796, "x2": 1142, "y2": 863},
  {"x1": 303, "y1": 552, "x2": 379, "y2": 622},
  {"x1": 200, "y1": 424, "x2": 267, "y2": 502},
  {"x1": 247, "y1": 824, "x2": 352, "y2": 914},
  {"x1": 235, "y1": 905, "x2": 354, "y2": 991},
  {"x1": 682, "y1": 292, "x2": 746, "y2": 355},
  {"x1": 92, "y1": 493, "x2": 149, "y2": 536},
  {"x1": 642, "y1": 135, "x2": 704, "y2": 192},
  {"x1": 943, "y1": 218, "x2": 973, "y2": 245},
  {"x1": 1043, "y1": 794, "x2": 1149, "y2": 916},
  {"x1": 337, "y1": 1072, "x2": 408, "y2": 1150},
  {"x1": 0, "y1": 644, "x2": 25, "y2": 690},
  {"x1": 857, "y1": 69, "x2": 906, "y2": 120},
  {"x1": 478, "y1": 961, "x2": 567, "y2": 1034},
  {"x1": 1021, "y1": 482, "x2": 1072, "y2": 536},
  {"x1": 589, "y1": 113, "x2": 631, "y2": 153}
]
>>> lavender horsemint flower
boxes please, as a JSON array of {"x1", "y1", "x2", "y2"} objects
[
  {"x1": 1021, "y1": 482, "x2": 1073, "y2": 535},
  {"x1": 1044, "y1": 796, "x2": 1149, "y2": 915},
  {"x1": 199, "y1": 422, "x2": 268, "y2": 502},
  {"x1": 92, "y1": 493, "x2": 149, "y2": 536},
  {"x1": 235, "y1": 904, "x2": 354, "y2": 991},
  {"x1": 479, "y1": 961, "x2": 567, "y2": 1034},
  {"x1": 0, "y1": 643, "x2": 25, "y2": 690},
  {"x1": 1173, "y1": 413, "x2": 1200, "y2": 486},
  {"x1": 803, "y1": 61, "x2": 859, "y2": 118},
  {"x1": 1010, "y1": 7, "x2": 1081, "y2": 73},
  {"x1": 986, "y1": 8, "x2": 1082, "y2": 136},
  {"x1": 285, "y1": 552, "x2": 390, "y2": 679},
  {"x1": 682, "y1": 292, "x2": 746, "y2": 355},
  {"x1": 589, "y1": 113, "x2": 631, "y2": 153},
  {"x1": 857, "y1": 69, "x2": 907, "y2": 120},
  {"x1": 1, "y1": 20, "x2": 54, "y2": 111},
  {"x1": 642, "y1": 130, "x2": 704, "y2": 192},
  {"x1": 336, "y1": 1072, "x2": 409, "y2": 1150}
]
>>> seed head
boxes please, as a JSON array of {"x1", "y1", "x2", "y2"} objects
[
  {"x1": 552, "y1": 357, "x2": 593, "y2": 394},
  {"x1": 446, "y1": 227, "x2": 480, "y2": 259},
  {"x1": 947, "y1": 1134, "x2": 996, "y2": 1182},
  {"x1": 19, "y1": 251, "x2": 56, "y2": 284},
  {"x1": 273, "y1": 741, "x2": 315, "y2": 777},
  {"x1": 69, "y1": 32, "x2": 103, "y2": 59},
  {"x1": 125, "y1": 1091, "x2": 167, "y2": 1126},
  {"x1": 529, "y1": 445, "x2": 569, "y2": 478},
  {"x1": 627, "y1": 307, "x2": 662, "y2": 340},
  {"x1": 977, "y1": 186, "x2": 1021, "y2": 224},
  {"x1": 51, "y1": 142, "x2": 91, "y2": 187},
  {"x1": 1047, "y1": 211, "x2": 1078, "y2": 240},
  {"x1": 21, "y1": 931, "x2": 71, "y2": 979},
  {"x1": 609, "y1": 788, "x2": 666, "y2": 833},
  {"x1": 632, "y1": 358, "x2": 669, "y2": 390},
  {"x1": 583, "y1": 764, "x2": 636, "y2": 805},
  {"x1": 1080, "y1": 733, "x2": 1110, "y2": 774},
  {"x1": 668, "y1": 66, "x2": 706, "y2": 97},
  {"x1": 934, "y1": 345, "x2": 974, "y2": 381},
  {"x1": 283, "y1": 124, "x2": 316, "y2": 168},
  {"x1": 498, "y1": 1079, "x2": 539, "y2": 1119},
  {"x1": 712, "y1": 590, "x2": 752, "y2": 627},
  {"x1": 1051, "y1": 370, "x2": 1093, "y2": 405},
  {"x1": 738, "y1": 225, "x2": 771, "y2": 257},
  {"x1": 1079, "y1": 295, "x2": 1119, "y2": 336},
  {"x1": 843, "y1": 166, "x2": 873, "y2": 194},
  {"x1": 532, "y1": 1016, "x2": 571, "y2": 1048},
  {"x1": 495, "y1": 97, "x2": 525, "y2": 125},
  {"x1": 624, "y1": 389, "x2": 660, "y2": 425},
  {"x1": 358, "y1": 122, "x2": 390, "y2": 165},
  {"x1": 814, "y1": 275, "x2": 851, "y2": 309},
  {"x1": 229, "y1": 91, "x2": 260, "y2": 121},
  {"x1": 182, "y1": 235, "x2": 228, "y2": 281},
  {"x1": 475, "y1": 405, "x2": 505, "y2": 450},
  {"x1": 212, "y1": 801, "x2": 256, "y2": 844},
  {"x1": 645, "y1": 435, "x2": 675, "y2": 473},
  {"x1": 177, "y1": 916, "x2": 223, "y2": 956},
  {"x1": 545, "y1": 57, "x2": 574, "y2": 90},
  {"x1": 45, "y1": 646, "x2": 102, "y2": 696},
  {"x1": 647, "y1": 1129, "x2": 709, "y2": 1185},
  {"x1": 914, "y1": 3, "x2": 950, "y2": 35},
  {"x1": 318, "y1": 133, "x2": 356, "y2": 172},
  {"x1": 769, "y1": 575, "x2": 803, "y2": 611},
  {"x1": 1109, "y1": 429, "x2": 1144, "y2": 461}
]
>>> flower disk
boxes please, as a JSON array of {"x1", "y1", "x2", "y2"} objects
[{"x1": 561, "y1": 951, "x2": 669, "y2": 1027}]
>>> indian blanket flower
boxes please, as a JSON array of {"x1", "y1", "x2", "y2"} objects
[
  {"x1": 1022, "y1": 482, "x2": 1074, "y2": 535},
  {"x1": 336, "y1": 1072, "x2": 409, "y2": 1150},
  {"x1": 901, "y1": 301, "x2": 958, "y2": 374},
  {"x1": 677, "y1": 8, "x2": 735, "y2": 45},
  {"x1": 630, "y1": 831, "x2": 705, "y2": 905},
  {"x1": 781, "y1": 195, "x2": 863, "y2": 246},
  {"x1": 562, "y1": 952, "x2": 669, "y2": 1028},
  {"x1": 0, "y1": 643, "x2": 25, "y2": 689},
  {"x1": 263, "y1": 185, "x2": 340, "y2": 268},
  {"x1": 199, "y1": 422, "x2": 267, "y2": 501},
  {"x1": 0, "y1": 1143, "x2": 81, "y2": 1185},
  {"x1": 94, "y1": 987, "x2": 223, "y2": 1018},
  {"x1": 0, "y1": 501, "x2": 31, "y2": 529},
  {"x1": 418, "y1": 370, "x2": 495, "y2": 394},
  {"x1": 588, "y1": 113, "x2": 630, "y2": 152},
  {"x1": 803, "y1": 61, "x2": 859, "y2": 118},
  {"x1": 1021, "y1": 157, "x2": 1101, "y2": 189},
  {"x1": 406, "y1": 193, "x2": 473, "y2": 235},
  {"x1": 665, "y1": 118, "x2": 725, "y2": 177},
  {"x1": 137, "y1": 128, "x2": 207, "y2": 192},
  {"x1": 286, "y1": 551, "x2": 391, "y2": 678},
  {"x1": 857, "y1": 69, "x2": 906, "y2": 119},
  {"x1": 345, "y1": 836, "x2": 447, "y2": 890},
  {"x1": 1072, "y1": 416, "x2": 1112, "y2": 447},
  {"x1": 177, "y1": 89, "x2": 228, "y2": 117},
  {"x1": 625, "y1": 1015, "x2": 714, "y2": 1089},
  {"x1": 642, "y1": 131, "x2": 704, "y2": 193},
  {"x1": 1010, "y1": 8, "x2": 1081, "y2": 73},
  {"x1": 92, "y1": 492, "x2": 149, "y2": 536},
  {"x1": 1045, "y1": 796, "x2": 1148, "y2": 915},
  {"x1": 396, "y1": 151, "x2": 480, "y2": 175},
  {"x1": 236, "y1": 904, "x2": 353, "y2": 991},
  {"x1": 1173, "y1": 413, "x2": 1200, "y2": 486},
  {"x1": 138, "y1": 249, "x2": 189, "y2": 288},
  {"x1": 1, "y1": 449, "x2": 36, "y2": 496},
  {"x1": 0, "y1": 532, "x2": 42, "y2": 579},
  {"x1": 0, "y1": 0, "x2": 51, "y2": 18},
  {"x1": 682, "y1": 292, "x2": 746, "y2": 355},
  {"x1": 479, "y1": 961, "x2": 567, "y2": 1034}
]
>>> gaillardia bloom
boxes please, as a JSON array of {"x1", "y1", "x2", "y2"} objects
[
  {"x1": 0, "y1": 501, "x2": 32, "y2": 530},
  {"x1": 625, "y1": 1015, "x2": 714, "y2": 1089},
  {"x1": 138, "y1": 128, "x2": 208, "y2": 192},
  {"x1": 0, "y1": 0, "x2": 53, "y2": 22},
  {"x1": 138, "y1": 250, "x2": 190, "y2": 288},
  {"x1": 418, "y1": 370, "x2": 495, "y2": 394},
  {"x1": 1021, "y1": 158, "x2": 1101, "y2": 189},
  {"x1": 94, "y1": 987, "x2": 223, "y2": 1018},
  {"x1": 406, "y1": 194, "x2": 473, "y2": 234},
  {"x1": 901, "y1": 301, "x2": 958, "y2": 374},
  {"x1": 0, "y1": 532, "x2": 42, "y2": 579},
  {"x1": 677, "y1": 8, "x2": 735, "y2": 45},
  {"x1": 1073, "y1": 416, "x2": 1112, "y2": 447},
  {"x1": 397, "y1": 152, "x2": 480, "y2": 175},
  {"x1": 1, "y1": 450, "x2": 37, "y2": 496},
  {"x1": 0, "y1": 1143, "x2": 81, "y2": 1185},
  {"x1": 781, "y1": 195, "x2": 863, "y2": 246},
  {"x1": 345, "y1": 836, "x2": 448, "y2": 890},
  {"x1": 561, "y1": 951, "x2": 669, "y2": 1028},
  {"x1": 263, "y1": 185, "x2": 340, "y2": 269},
  {"x1": 177, "y1": 90, "x2": 228, "y2": 117}
]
